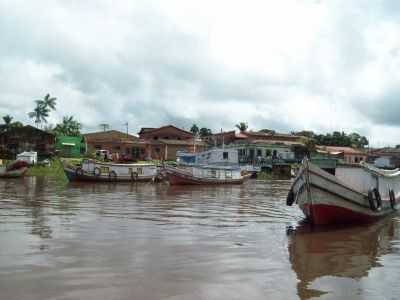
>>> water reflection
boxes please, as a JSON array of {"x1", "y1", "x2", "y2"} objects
[{"x1": 288, "y1": 218, "x2": 399, "y2": 299}]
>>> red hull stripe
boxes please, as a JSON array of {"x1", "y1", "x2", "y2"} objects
[{"x1": 303, "y1": 204, "x2": 380, "y2": 225}]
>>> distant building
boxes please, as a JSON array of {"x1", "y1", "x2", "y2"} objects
[
  {"x1": 138, "y1": 125, "x2": 206, "y2": 160},
  {"x1": 369, "y1": 147, "x2": 400, "y2": 168},
  {"x1": 83, "y1": 130, "x2": 147, "y2": 161},
  {"x1": 0, "y1": 125, "x2": 55, "y2": 158},
  {"x1": 55, "y1": 136, "x2": 86, "y2": 158},
  {"x1": 316, "y1": 146, "x2": 367, "y2": 163},
  {"x1": 208, "y1": 130, "x2": 306, "y2": 164}
]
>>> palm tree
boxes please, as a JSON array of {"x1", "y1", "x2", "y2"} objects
[
  {"x1": 235, "y1": 122, "x2": 248, "y2": 132},
  {"x1": 28, "y1": 100, "x2": 50, "y2": 128},
  {"x1": 2, "y1": 115, "x2": 13, "y2": 131},
  {"x1": 190, "y1": 124, "x2": 199, "y2": 136},
  {"x1": 54, "y1": 115, "x2": 82, "y2": 136},
  {"x1": 42, "y1": 93, "x2": 57, "y2": 111},
  {"x1": 28, "y1": 94, "x2": 57, "y2": 128}
]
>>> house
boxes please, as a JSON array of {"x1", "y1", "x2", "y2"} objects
[
  {"x1": 55, "y1": 135, "x2": 86, "y2": 158},
  {"x1": 368, "y1": 147, "x2": 400, "y2": 168},
  {"x1": 83, "y1": 130, "x2": 147, "y2": 161},
  {"x1": 138, "y1": 125, "x2": 207, "y2": 160},
  {"x1": 209, "y1": 130, "x2": 306, "y2": 163},
  {"x1": 0, "y1": 125, "x2": 55, "y2": 158},
  {"x1": 316, "y1": 146, "x2": 367, "y2": 163}
]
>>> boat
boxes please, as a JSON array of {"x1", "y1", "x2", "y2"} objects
[
  {"x1": 286, "y1": 158, "x2": 399, "y2": 225},
  {"x1": 165, "y1": 148, "x2": 248, "y2": 185},
  {"x1": 0, "y1": 160, "x2": 29, "y2": 178},
  {"x1": 63, "y1": 159, "x2": 159, "y2": 182},
  {"x1": 165, "y1": 164, "x2": 246, "y2": 185}
]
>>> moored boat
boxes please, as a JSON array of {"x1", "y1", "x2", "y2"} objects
[
  {"x1": 63, "y1": 159, "x2": 158, "y2": 182},
  {"x1": 165, "y1": 165, "x2": 246, "y2": 185},
  {"x1": 0, "y1": 160, "x2": 29, "y2": 178},
  {"x1": 287, "y1": 159, "x2": 399, "y2": 225}
]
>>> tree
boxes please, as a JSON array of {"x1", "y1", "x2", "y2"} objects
[
  {"x1": 53, "y1": 115, "x2": 82, "y2": 136},
  {"x1": 1, "y1": 115, "x2": 24, "y2": 133},
  {"x1": 2, "y1": 115, "x2": 13, "y2": 131},
  {"x1": 99, "y1": 123, "x2": 110, "y2": 132},
  {"x1": 28, "y1": 93, "x2": 57, "y2": 128},
  {"x1": 260, "y1": 128, "x2": 276, "y2": 135},
  {"x1": 199, "y1": 127, "x2": 212, "y2": 137},
  {"x1": 235, "y1": 122, "x2": 248, "y2": 132},
  {"x1": 190, "y1": 124, "x2": 199, "y2": 136}
]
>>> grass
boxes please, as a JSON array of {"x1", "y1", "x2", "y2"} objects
[
  {"x1": 256, "y1": 171, "x2": 291, "y2": 180},
  {"x1": 26, "y1": 158, "x2": 66, "y2": 178}
]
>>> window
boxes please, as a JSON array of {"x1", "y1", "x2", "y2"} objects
[
  {"x1": 153, "y1": 136, "x2": 158, "y2": 140},
  {"x1": 225, "y1": 170, "x2": 232, "y2": 178},
  {"x1": 223, "y1": 152, "x2": 229, "y2": 159},
  {"x1": 114, "y1": 145, "x2": 121, "y2": 150},
  {"x1": 95, "y1": 145, "x2": 102, "y2": 150},
  {"x1": 257, "y1": 149, "x2": 262, "y2": 157},
  {"x1": 266, "y1": 149, "x2": 271, "y2": 156},
  {"x1": 155, "y1": 148, "x2": 160, "y2": 153},
  {"x1": 208, "y1": 169, "x2": 217, "y2": 178}
]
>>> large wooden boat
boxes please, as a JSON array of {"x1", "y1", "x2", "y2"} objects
[
  {"x1": 165, "y1": 165, "x2": 247, "y2": 185},
  {"x1": 287, "y1": 159, "x2": 399, "y2": 225},
  {"x1": 63, "y1": 159, "x2": 158, "y2": 182},
  {"x1": 0, "y1": 160, "x2": 29, "y2": 178}
]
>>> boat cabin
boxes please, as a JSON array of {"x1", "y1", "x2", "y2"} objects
[{"x1": 177, "y1": 148, "x2": 239, "y2": 166}]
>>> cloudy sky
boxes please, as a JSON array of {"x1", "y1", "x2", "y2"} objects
[{"x1": 1, "y1": 0, "x2": 400, "y2": 146}]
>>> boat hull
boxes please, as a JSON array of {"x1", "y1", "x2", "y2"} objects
[
  {"x1": 63, "y1": 167, "x2": 155, "y2": 183},
  {"x1": 0, "y1": 167, "x2": 28, "y2": 178},
  {"x1": 167, "y1": 172, "x2": 244, "y2": 185},
  {"x1": 290, "y1": 160, "x2": 398, "y2": 225},
  {"x1": 165, "y1": 166, "x2": 245, "y2": 185}
]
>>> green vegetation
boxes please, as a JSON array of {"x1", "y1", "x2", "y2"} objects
[
  {"x1": 26, "y1": 158, "x2": 66, "y2": 178},
  {"x1": 0, "y1": 115, "x2": 23, "y2": 133},
  {"x1": 292, "y1": 130, "x2": 369, "y2": 148},
  {"x1": 235, "y1": 122, "x2": 248, "y2": 132},
  {"x1": 190, "y1": 124, "x2": 199, "y2": 135},
  {"x1": 256, "y1": 171, "x2": 291, "y2": 180},
  {"x1": 52, "y1": 115, "x2": 82, "y2": 136}
]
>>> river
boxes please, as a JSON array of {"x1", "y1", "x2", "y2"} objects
[{"x1": 0, "y1": 177, "x2": 399, "y2": 299}]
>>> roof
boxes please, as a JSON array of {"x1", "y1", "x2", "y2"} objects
[
  {"x1": 0, "y1": 125, "x2": 55, "y2": 138},
  {"x1": 158, "y1": 139, "x2": 207, "y2": 146},
  {"x1": 316, "y1": 145, "x2": 366, "y2": 155},
  {"x1": 138, "y1": 125, "x2": 193, "y2": 136},
  {"x1": 244, "y1": 130, "x2": 305, "y2": 139},
  {"x1": 84, "y1": 130, "x2": 139, "y2": 142},
  {"x1": 370, "y1": 147, "x2": 400, "y2": 155}
]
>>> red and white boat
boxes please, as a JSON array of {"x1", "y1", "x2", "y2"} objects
[
  {"x1": 0, "y1": 160, "x2": 29, "y2": 178},
  {"x1": 165, "y1": 165, "x2": 247, "y2": 185},
  {"x1": 287, "y1": 159, "x2": 399, "y2": 225}
]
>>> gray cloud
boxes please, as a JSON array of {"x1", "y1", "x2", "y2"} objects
[{"x1": 1, "y1": 1, "x2": 400, "y2": 145}]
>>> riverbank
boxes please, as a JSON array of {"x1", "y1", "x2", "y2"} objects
[{"x1": 26, "y1": 158, "x2": 66, "y2": 178}]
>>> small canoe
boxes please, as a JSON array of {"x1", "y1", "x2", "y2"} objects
[{"x1": 287, "y1": 159, "x2": 399, "y2": 225}]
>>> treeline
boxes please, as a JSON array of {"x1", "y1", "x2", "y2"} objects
[{"x1": 292, "y1": 130, "x2": 369, "y2": 148}]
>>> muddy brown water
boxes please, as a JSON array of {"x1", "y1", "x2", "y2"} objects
[{"x1": 0, "y1": 177, "x2": 399, "y2": 300}]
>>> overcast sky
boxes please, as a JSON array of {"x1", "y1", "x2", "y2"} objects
[{"x1": 1, "y1": 0, "x2": 400, "y2": 146}]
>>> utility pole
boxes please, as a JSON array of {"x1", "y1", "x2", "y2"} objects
[{"x1": 124, "y1": 122, "x2": 129, "y2": 137}]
